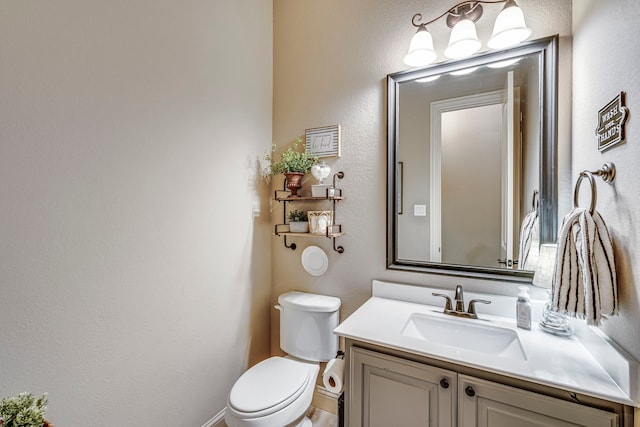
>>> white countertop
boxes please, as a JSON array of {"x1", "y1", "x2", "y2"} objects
[{"x1": 334, "y1": 280, "x2": 639, "y2": 407}]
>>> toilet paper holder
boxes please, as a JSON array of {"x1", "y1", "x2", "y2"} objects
[{"x1": 323, "y1": 351, "x2": 346, "y2": 394}]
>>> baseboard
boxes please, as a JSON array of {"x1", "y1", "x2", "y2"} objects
[
  {"x1": 311, "y1": 384, "x2": 341, "y2": 415},
  {"x1": 202, "y1": 407, "x2": 226, "y2": 427}
]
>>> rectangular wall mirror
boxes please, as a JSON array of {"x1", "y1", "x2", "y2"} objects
[{"x1": 387, "y1": 36, "x2": 558, "y2": 282}]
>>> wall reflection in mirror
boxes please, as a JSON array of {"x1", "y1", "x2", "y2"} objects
[{"x1": 387, "y1": 36, "x2": 558, "y2": 282}]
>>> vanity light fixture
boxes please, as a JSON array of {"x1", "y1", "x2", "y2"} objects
[{"x1": 403, "y1": 0, "x2": 532, "y2": 67}]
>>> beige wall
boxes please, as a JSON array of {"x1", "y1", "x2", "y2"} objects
[
  {"x1": 572, "y1": 0, "x2": 640, "y2": 360},
  {"x1": 0, "y1": 1, "x2": 272, "y2": 425},
  {"x1": 272, "y1": 0, "x2": 572, "y2": 354}
]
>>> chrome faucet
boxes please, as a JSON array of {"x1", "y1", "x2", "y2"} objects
[
  {"x1": 454, "y1": 285, "x2": 465, "y2": 312},
  {"x1": 432, "y1": 285, "x2": 491, "y2": 319}
]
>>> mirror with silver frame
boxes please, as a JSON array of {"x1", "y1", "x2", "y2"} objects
[{"x1": 387, "y1": 35, "x2": 558, "y2": 282}]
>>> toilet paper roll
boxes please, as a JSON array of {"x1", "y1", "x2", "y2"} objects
[{"x1": 322, "y1": 357, "x2": 345, "y2": 393}]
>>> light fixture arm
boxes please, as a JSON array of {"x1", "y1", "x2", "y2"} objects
[
  {"x1": 446, "y1": 2, "x2": 484, "y2": 27},
  {"x1": 411, "y1": 0, "x2": 515, "y2": 29}
]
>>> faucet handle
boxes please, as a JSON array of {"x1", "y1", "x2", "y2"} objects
[
  {"x1": 432, "y1": 293, "x2": 453, "y2": 311},
  {"x1": 467, "y1": 299, "x2": 492, "y2": 316}
]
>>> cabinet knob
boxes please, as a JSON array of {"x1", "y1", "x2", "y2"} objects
[
  {"x1": 439, "y1": 378, "x2": 449, "y2": 389},
  {"x1": 465, "y1": 386, "x2": 476, "y2": 397}
]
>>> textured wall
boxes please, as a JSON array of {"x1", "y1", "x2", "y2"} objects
[
  {"x1": 0, "y1": 1, "x2": 272, "y2": 425},
  {"x1": 272, "y1": 0, "x2": 572, "y2": 354},
  {"x1": 572, "y1": 0, "x2": 640, "y2": 360}
]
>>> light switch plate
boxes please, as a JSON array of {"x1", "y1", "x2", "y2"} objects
[{"x1": 414, "y1": 204, "x2": 427, "y2": 216}]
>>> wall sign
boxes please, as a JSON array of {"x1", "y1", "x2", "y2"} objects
[
  {"x1": 305, "y1": 124, "x2": 341, "y2": 158},
  {"x1": 596, "y1": 92, "x2": 629, "y2": 151}
]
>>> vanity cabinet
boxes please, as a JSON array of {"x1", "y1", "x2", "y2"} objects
[
  {"x1": 458, "y1": 374, "x2": 618, "y2": 427},
  {"x1": 350, "y1": 347, "x2": 456, "y2": 426},
  {"x1": 348, "y1": 344, "x2": 625, "y2": 427}
]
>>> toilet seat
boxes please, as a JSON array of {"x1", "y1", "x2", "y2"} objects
[{"x1": 227, "y1": 357, "x2": 314, "y2": 418}]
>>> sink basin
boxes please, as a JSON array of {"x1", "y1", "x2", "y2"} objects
[{"x1": 401, "y1": 312, "x2": 527, "y2": 361}]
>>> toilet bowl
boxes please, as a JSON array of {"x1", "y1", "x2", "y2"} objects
[
  {"x1": 225, "y1": 292, "x2": 341, "y2": 427},
  {"x1": 226, "y1": 357, "x2": 319, "y2": 427}
]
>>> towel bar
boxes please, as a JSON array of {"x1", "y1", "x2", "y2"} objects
[{"x1": 573, "y1": 162, "x2": 616, "y2": 214}]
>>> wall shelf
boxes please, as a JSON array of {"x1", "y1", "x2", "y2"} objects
[{"x1": 273, "y1": 171, "x2": 345, "y2": 253}]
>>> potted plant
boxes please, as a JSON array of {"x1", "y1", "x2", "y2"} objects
[
  {"x1": 264, "y1": 137, "x2": 318, "y2": 197},
  {"x1": 288, "y1": 210, "x2": 309, "y2": 233},
  {"x1": 0, "y1": 392, "x2": 52, "y2": 427}
]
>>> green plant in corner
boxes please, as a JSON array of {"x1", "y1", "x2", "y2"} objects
[
  {"x1": 263, "y1": 137, "x2": 319, "y2": 180},
  {"x1": 0, "y1": 392, "x2": 50, "y2": 427},
  {"x1": 288, "y1": 209, "x2": 308, "y2": 222}
]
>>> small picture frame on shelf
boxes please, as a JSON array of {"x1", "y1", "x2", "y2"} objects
[
  {"x1": 308, "y1": 210, "x2": 334, "y2": 235},
  {"x1": 305, "y1": 125, "x2": 341, "y2": 158}
]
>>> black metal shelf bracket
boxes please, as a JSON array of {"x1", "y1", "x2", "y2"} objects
[
  {"x1": 284, "y1": 235, "x2": 297, "y2": 251},
  {"x1": 274, "y1": 171, "x2": 345, "y2": 253}
]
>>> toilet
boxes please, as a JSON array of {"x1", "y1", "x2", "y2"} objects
[{"x1": 225, "y1": 291, "x2": 341, "y2": 427}]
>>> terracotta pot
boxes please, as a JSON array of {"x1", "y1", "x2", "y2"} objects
[{"x1": 284, "y1": 172, "x2": 304, "y2": 197}]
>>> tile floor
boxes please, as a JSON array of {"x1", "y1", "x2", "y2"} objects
[
  {"x1": 220, "y1": 407, "x2": 338, "y2": 427},
  {"x1": 307, "y1": 406, "x2": 339, "y2": 427}
]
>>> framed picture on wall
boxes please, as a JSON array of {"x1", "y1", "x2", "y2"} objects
[{"x1": 305, "y1": 124, "x2": 341, "y2": 158}]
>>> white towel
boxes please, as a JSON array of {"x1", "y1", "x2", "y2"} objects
[
  {"x1": 551, "y1": 207, "x2": 617, "y2": 325},
  {"x1": 518, "y1": 210, "x2": 539, "y2": 270}
]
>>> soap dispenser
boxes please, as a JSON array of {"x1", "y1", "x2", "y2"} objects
[{"x1": 516, "y1": 286, "x2": 532, "y2": 330}]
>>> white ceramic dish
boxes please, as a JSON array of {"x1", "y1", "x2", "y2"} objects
[{"x1": 301, "y1": 246, "x2": 329, "y2": 276}]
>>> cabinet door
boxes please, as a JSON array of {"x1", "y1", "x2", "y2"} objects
[
  {"x1": 349, "y1": 347, "x2": 456, "y2": 427},
  {"x1": 458, "y1": 374, "x2": 619, "y2": 427}
]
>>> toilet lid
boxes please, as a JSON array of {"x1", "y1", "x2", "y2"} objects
[{"x1": 228, "y1": 357, "x2": 311, "y2": 414}]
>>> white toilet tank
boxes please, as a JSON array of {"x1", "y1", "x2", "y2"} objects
[{"x1": 277, "y1": 291, "x2": 341, "y2": 362}]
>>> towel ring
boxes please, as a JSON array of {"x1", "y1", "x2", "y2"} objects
[
  {"x1": 573, "y1": 171, "x2": 597, "y2": 214},
  {"x1": 572, "y1": 162, "x2": 616, "y2": 215}
]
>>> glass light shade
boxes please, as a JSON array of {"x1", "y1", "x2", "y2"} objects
[
  {"x1": 403, "y1": 26, "x2": 437, "y2": 67},
  {"x1": 444, "y1": 19, "x2": 482, "y2": 59},
  {"x1": 416, "y1": 75, "x2": 441, "y2": 83},
  {"x1": 487, "y1": 58, "x2": 521, "y2": 68},
  {"x1": 450, "y1": 66, "x2": 479, "y2": 76},
  {"x1": 487, "y1": 3, "x2": 532, "y2": 49}
]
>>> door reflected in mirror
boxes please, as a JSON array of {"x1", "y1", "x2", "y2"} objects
[{"x1": 387, "y1": 36, "x2": 558, "y2": 282}]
